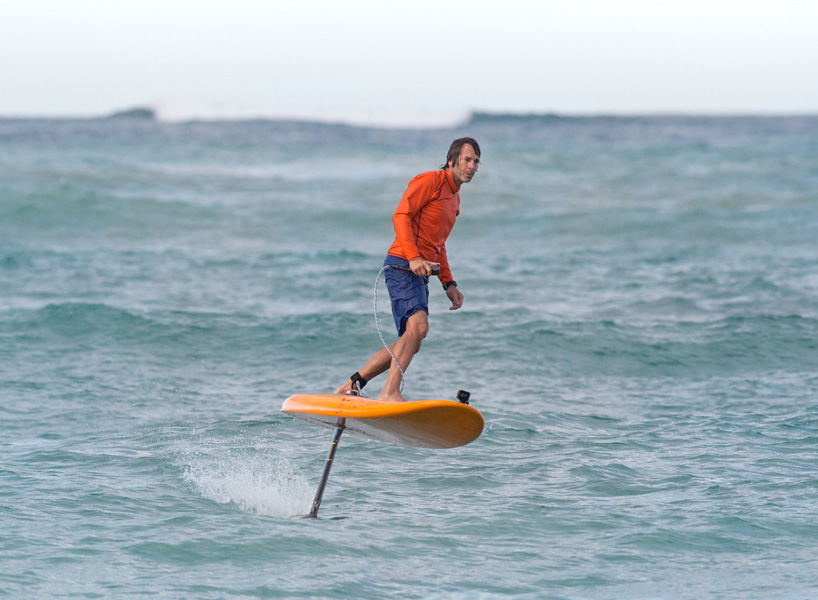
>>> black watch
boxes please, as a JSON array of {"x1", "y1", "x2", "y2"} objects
[{"x1": 442, "y1": 280, "x2": 457, "y2": 291}]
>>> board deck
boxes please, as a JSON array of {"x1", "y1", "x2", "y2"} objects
[{"x1": 281, "y1": 394, "x2": 484, "y2": 449}]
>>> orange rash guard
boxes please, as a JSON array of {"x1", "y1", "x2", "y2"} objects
[{"x1": 387, "y1": 169, "x2": 460, "y2": 284}]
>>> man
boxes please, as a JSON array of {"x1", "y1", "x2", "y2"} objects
[{"x1": 334, "y1": 138, "x2": 481, "y2": 402}]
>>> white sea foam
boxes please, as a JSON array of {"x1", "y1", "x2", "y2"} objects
[{"x1": 182, "y1": 443, "x2": 313, "y2": 518}]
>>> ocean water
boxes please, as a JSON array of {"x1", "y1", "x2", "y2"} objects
[{"x1": 1, "y1": 113, "x2": 817, "y2": 599}]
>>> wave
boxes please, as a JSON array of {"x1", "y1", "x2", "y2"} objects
[{"x1": 462, "y1": 313, "x2": 818, "y2": 379}]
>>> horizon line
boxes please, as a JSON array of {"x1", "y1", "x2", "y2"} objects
[{"x1": 1, "y1": 106, "x2": 817, "y2": 130}]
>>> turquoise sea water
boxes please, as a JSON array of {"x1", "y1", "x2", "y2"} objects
[{"x1": 1, "y1": 114, "x2": 817, "y2": 599}]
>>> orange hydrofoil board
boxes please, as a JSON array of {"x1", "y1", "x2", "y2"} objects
[{"x1": 282, "y1": 394, "x2": 484, "y2": 449}]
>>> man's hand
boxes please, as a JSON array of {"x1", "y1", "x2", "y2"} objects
[
  {"x1": 446, "y1": 285, "x2": 464, "y2": 310},
  {"x1": 409, "y1": 258, "x2": 439, "y2": 277}
]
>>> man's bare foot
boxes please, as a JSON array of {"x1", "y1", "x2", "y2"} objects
[
  {"x1": 377, "y1": 391, "x2": 407, "y2": 403},
  {"x1": 334, "y1": 380, "x2": 366, "y2": 396},
  {"x1": 334, "y1": 380, "x2": 353, "y2": 395}
]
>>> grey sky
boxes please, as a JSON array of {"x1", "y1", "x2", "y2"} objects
[{"x1": 2, "y1": 0, "x2": 816, "y2": 125}]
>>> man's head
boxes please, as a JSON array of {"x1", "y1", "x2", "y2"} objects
[{"x1": 443, "y1": 137, "x2": 481, "y2": 187}]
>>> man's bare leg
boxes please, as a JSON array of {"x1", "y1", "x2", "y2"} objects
[
  {"x1": 377, "y1": 311, "x2": 428, "y2": 402},
  {"x1": 333, "y1": 345, "x2": 394, "y2": 395},
  {"x1": 334, "y1": 311, "x2": 429, "y2": 401}
]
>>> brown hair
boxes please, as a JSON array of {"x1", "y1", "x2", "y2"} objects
[{"x1": 442, "y1": 137, "x2": 481, "y2": 170}]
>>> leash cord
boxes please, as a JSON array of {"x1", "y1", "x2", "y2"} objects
[{"x1": 374, "y1": 266, "x2": 405, "y2": 393}]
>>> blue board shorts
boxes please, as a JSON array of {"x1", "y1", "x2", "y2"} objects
[{"x1": 383, "y1": 255, "x2": 429, "y2": 336}]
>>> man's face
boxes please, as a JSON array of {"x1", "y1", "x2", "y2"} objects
[{"x1": 449, "y1": 144, "x2": 480, "y2": 187}]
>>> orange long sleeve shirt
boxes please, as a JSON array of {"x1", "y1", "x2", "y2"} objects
[{"x1": 387, "y1": 169, "x2": 460, "y2": 284}]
